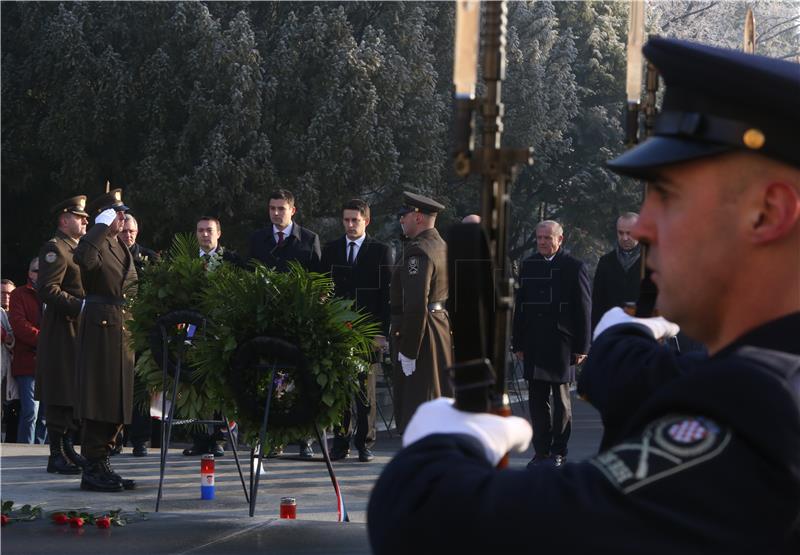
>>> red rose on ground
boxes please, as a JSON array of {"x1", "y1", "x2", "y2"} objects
[
  {"x1": 95, "y1": 516, "x2": 111, "y2": 529},
  {"x1": 1, "y1": 514, "x2": 9, "y2": 526},
  {"x1": 69, "y1": 517, "x2": 84, "y2": 528},
  {"x1": 345, "y1": 321, "x2": 353, "y2": 329},
  {"x1": 52, "y1": 513, "x2": 69, "y2": 525}
]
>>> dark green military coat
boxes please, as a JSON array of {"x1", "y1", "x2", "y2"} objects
[
  {"x1": 35, "y1": 230, "x2": 85, "y2": 406},
  {"x1": 74, "y1": 223, "x2": 137, "y2": 424},
  {"x1": 390, "y1": 227, "x2": 453, "y2": 432}
]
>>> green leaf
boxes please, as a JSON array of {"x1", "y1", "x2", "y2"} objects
[
  {"x1": 322, "y1": 392, "x2": 335, "y2": 407},
  {"x1": 316, "y1": 373, "x2": 328, "y2": 387}
]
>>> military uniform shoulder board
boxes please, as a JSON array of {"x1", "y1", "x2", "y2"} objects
[{"x1": 590, "y1": 414, "x2": 731, "y2": 494}]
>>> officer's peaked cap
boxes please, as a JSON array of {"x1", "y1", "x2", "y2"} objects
[
  {"x1": 86, "y1": 188, "x2": 130, "y2": 216},
  {"x1": 51, "y1": 195, "x2": 89, "y2": 218},
  {"x1": 398, "y1": 191, "x2": 446, "y2": 216},
  {"x1": 608, "y1": 37, "x2": 800, "y2": 178}
]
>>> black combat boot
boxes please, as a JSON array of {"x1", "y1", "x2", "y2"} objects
[
  {"x1": 101, "y1": 458, "x2": 137, "y2": 490},
  {"x1": 80, "y1": 458, "x2": 124, "y2": 492},
  {"x1": 47, "y1": 435, "x2": 82, "y2": 475},
  {"x1": 61, "y1": 432, "x2": 89, "y2": 468}
]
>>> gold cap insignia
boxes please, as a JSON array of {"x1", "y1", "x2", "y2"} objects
[
  {"x1": 78, "y1": 198, "x2": 86, "y2": 209},
  {"x1": 742, "y1": 128, "x2": 765, "y2": 150},
  {"x1": 114, "y1": 190, "x2": 122, "y2": 202}
]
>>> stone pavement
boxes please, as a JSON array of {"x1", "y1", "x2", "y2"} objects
[{"x1": 0, "y1": 395, "x2": 602, "y2": 554}]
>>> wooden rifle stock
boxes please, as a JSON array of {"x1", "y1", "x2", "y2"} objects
[{"x1": 449, "y1": 0, "x2": 532, "y2": 468}]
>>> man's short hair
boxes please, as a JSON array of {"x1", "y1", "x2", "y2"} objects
[
  {"x1": 124, "y1": 214, "x2": 138, "y2": 226},
  {"x1": 618, "y1": 212, "x2": 639, "y2": 222},
  {"x1": 342, "y1": 199, "x2": 370, "y2": 220},
  {"x1": 197, "y1": 216, "x2": 221, "y2": 232},
  {"x1": 1, "y1": 279, "x2": 15, "y2": 287},
  {"x1": 537, "y1": 220, "x2": 564, "y2": 237},
  {"x1": 29, "y1": 257, "x2": 38, "y2": 271},
  {"x1": 269, "y1": 189, "x2": 295, "y2": 206}
]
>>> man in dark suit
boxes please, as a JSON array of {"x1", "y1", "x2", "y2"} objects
[
  {"x1": 591, "y1": 212, "x2": 641, "y2": 330},
  {"x1": 118, "y1": 214, "x2": 160, "y2": 457},
  {"x1": 249, "y1": 189, "x2": 321, "y2": 458},
  {"x1": 74, "y1": 188, "x2": 137, "y2": 492},
  {"x1": 182, "y1": 215, "x2": 241, "y2": 457},
  {"x1": 321, "y1": 199, "x2": 392, "y2": 462},
  {"x1": 36, "y1": 195, "x2": 89, "y2": 475},
  {"x1": 249, "y1": 189, "x2": 321, "y2": 273},
  {"x1": 512, "y1": 220, "x2": 590, "y2": 467}
]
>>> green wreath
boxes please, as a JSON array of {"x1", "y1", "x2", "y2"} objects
[
  {"x1": 127, "y1": 233, "x2": 235, "y2": 420},
  {"x1": 190, "y1": 261, "x2": 379, "y2": 448}
]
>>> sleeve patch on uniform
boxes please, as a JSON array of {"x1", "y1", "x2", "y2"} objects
[
  {"x1": 45, "y1": 251, "x2": 58, "y2": 263},
  {"x1": 407, "y1": 256, "x2": 419, "y2": 276},
  {"x1": 589, "y1": 415, "x2": 730, "y2": 494}
]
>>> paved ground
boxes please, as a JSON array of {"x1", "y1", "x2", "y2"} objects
[{"x1": 0, "y1": 394, "x2": 602, "y2": 554}]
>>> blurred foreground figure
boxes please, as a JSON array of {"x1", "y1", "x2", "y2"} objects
[{"x1": 368, "y1": 38, "x2": 800, "y2": 554}]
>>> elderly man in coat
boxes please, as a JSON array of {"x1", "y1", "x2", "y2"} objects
[
  {"x1": 74, "y1": 189, "x2": 137, "y2": 492},
  {"x1": 512, "y1": 220, "x2": 591, "y2": 467}
]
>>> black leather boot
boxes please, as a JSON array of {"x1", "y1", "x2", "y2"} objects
[
  {"x1": 47, "y1": 435, "x2": 82, "y2": 475},
  {"x1": 101, "y1": 458, "x2": 136, "y2": 490},
  {"x1": 61, "y1": 432, "x2": 89, "y2": 468},
  {"x1": 80, "y1": 458, "x2": 124, "y2": 492}
]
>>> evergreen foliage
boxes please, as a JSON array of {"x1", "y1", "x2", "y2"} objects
[{"x1": 2, "y1": 1, "x2": 798, "y2": 280}]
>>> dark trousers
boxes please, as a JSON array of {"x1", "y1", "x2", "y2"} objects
[
  {"x1": 529, "y1": 380, "x2": 572, "y2": 457},
  {"x1": 46, "y1": 404, "x2": 79, "y2": 437},
  {"x1": 124, "y1": 403, "x2": 152, "y2": 446},
  {"x1": 81, "y1": 419, "x2": 123, "y2": 460},
  {"x1": 333, "y1": 370, "x2": 376, "y2": 452}
]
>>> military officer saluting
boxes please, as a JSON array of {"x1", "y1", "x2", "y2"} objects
[
  {"x1": 391, "y1": 192, "x2": 454, "y2": 433},
  {"x1": 74, "y1": 188, "x2": 138, "y2": 492},
  {"x1": 36, "y1": 195, "x2": 90, "y2": 475}
]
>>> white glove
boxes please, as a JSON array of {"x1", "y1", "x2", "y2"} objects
[
  {"x1": 399, "y1": 352, "x2": 416, "y2": 376},
  {"x1": 593, "y1": 306, "x2": 680, "y2": 342},
  {"x1": 95, "y1": 208, "x2": 117, "y2": 226},
  {"x1": 403, "y1": 398, "x2": 532, "y2": 467}
]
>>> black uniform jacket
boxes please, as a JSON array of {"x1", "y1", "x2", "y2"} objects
[
  {"x1": 248, "y1": 223, "x2": 321, "y2": 272},
  {"x1": 320, "y1": 235, "x2": 392, "y2": 335},
  {"x1": 367, "y1": 313, "x2": 800, "y2": 554},
  {"x1": 512, "y1": 250, "x2": 591, "y2": 382}
]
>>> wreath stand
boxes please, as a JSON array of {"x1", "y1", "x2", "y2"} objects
[
  {"x1": 150, "y1": 310, "x2": 249, "y2": 512},
  {"x1": 230, "y1": 336, "x2": 349, "y2": 521}
]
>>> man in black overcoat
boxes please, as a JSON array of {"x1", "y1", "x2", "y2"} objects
[
  {"x1": 320, "y1": 199, "x2": 392, "y2": 462},
  {"x1": 591, "y1": 212, "x2": 641, "y2": 330},
  {"x1": 512, "y1": 220, "x2": 590, "y2": 466}
]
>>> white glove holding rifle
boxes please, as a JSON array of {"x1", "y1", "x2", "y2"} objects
[
  {"x1": 398, "y1": 352, "x2": 416, "y2": 376},
  {"x1": 593, "y1": 306, "x2": 680, "y2": 342},
  {"x1": 402, "y1": 398, "x2": 532, "y2": 467}
]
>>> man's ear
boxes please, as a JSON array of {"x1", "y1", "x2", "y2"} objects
[{"x1": 748, "y1": 181, "x2": 800, "y2": 244}]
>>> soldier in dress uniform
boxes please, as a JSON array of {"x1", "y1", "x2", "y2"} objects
[
  {"x1": 390, "y1": 192, "x2": 453, "y2": 433},
  {"x1": 74, "y1": 189, "x2": 138, "y2": 492},
  {"x1": 368, "y1": 39, "x2": 800, "y2": 554},
  {"x1": 35, "y1": 196, "x2": 89, "y2": 474}
]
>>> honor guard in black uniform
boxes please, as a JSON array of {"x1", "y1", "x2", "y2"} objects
[
  {"x1": 36, "y1": 196, "x2": 90, "y2": 474},
  {"x1": 368, "y1": 38, "x2": 800, "y2": 554},
  {"x1": 74, "y1": 189, "x2": 138, "y2": 492},
  {"x1": 390, "y1": 192, "x2": 454, "y2": 433}
]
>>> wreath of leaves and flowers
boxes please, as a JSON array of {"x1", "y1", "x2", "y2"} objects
[
  {"x1": 190, "y1": 261, "x2": 379, "y2": 448},
  {"x1": 127, "y1": 233, "x2": 235, "y2": 420}
]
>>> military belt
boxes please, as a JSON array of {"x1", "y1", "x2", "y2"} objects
[{"x1": 84, "y1": 295, "x2": 125, "y2": 306}]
